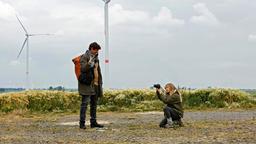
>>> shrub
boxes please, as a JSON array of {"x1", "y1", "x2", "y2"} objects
[
  {"x1": 208, "y1": 89, "x2": 249, "y2": 107},
  {"x1": 0, "y1": 88, "x2": 255, "y2": 113},
  {"x1": 0, "y1": 91, "x2": 80, "y2": 113}
]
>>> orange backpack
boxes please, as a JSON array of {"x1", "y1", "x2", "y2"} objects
[
  {"x1": 72, "y1": 54, "x2": 96, "y2": 85},
  {"x1": 72, "y1": 54, "x2": 83, "y2": 80}
]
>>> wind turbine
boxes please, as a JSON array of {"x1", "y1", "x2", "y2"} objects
[
  {"x1": 16, "y1": 15, "x2": 52, "y2": 90},
  {"x1": 102, "y1": 0, "x2": 111, "y2": 89}
]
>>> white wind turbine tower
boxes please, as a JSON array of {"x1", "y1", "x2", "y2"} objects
[
  {"x1": 102, "y1": 0, "x2": 111, "y2": 89},
  {"x1": 16, "y1": 15, "x2": 52, "y2": 90}
]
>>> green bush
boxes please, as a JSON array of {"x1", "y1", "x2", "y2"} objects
[
  {"x1": 0, "y1": 91, "x2": 80, "y2": 113},
  {"x1": 0, "y1": 88, "x2": 255, "y2": 113},
  {"x1": 181, "y1": 88, "x2": 254, "y2": 108},
  {"x1": 210, "y1": 89, "x2": 247, "y2": 102}
]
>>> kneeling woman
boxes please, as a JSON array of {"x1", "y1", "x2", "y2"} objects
[{"x1": 155, "y1": 83, "x2": 184, "y2": 128}]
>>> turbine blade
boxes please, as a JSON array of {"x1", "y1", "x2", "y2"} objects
[
  {"x1": 30, "y1": 34, "x2": 54, "y2": 36},
  {"x1": 16, "y1": 15, "x2": 28, "y2": 34},
  {"x1": 17, "y1": 38, "x2": 28, "y2": 59}
]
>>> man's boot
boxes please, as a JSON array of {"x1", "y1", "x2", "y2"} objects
[
  {"x1": 90, "y1": 121, "x2": 104, "y2": 128},
  {"x1": 79, "y1": 121, "x2": 86, "y2": 129}
]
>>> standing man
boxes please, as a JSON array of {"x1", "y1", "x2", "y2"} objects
[{"x1": 79, "y1": 42, "x2": 104, "y2": 129}]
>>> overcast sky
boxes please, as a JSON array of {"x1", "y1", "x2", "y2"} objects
[{"x1": 0, "y1": 0, "x2": 256, "y2": 89}]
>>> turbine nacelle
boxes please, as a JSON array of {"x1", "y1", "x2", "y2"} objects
[{"x1": 103, "y1": 0, "x2": 111, "y2": 4}]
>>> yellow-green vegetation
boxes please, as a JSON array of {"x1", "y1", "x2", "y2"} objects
[
  {"x1": 0, "y1": 89, "x2": 255, "y2": 113},
  {"x1": 181, "y1": 89, "x2": 256, "y2": 109},
  {"x1": 99, "y1": 89, "x2": 162, "y2": 112},
  {"x1": 0, "y1": 91, "x2": 80, "y2": 113}
]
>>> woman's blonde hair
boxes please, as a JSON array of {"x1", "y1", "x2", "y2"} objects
[
  {"x1": 165, "y1": 83, "x2": 182, "y2": 102},
  {"x1": 165, "y1": 83, "x2": 177, "y2": 92}
]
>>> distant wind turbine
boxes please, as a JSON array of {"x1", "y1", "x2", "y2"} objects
[{"x1": 16, "y1": 15, "x2": 53, "y2": 90}]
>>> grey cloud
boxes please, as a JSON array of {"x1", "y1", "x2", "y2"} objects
[
  {"x1": 0, "y1": 0, "x2": 256, "y2": 89},
  {"x1": 190, "y1": 3, "x2": 220, "y2": 26}
]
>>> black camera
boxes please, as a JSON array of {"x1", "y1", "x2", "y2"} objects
[{"x1": 153, "y1": 84, "x2": 161, "y2": 89}]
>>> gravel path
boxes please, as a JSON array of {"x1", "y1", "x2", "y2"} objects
[{"x1": 0, "y1": 110, "x2": 255, "y2": 144}]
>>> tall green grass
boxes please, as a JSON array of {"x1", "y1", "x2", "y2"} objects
[
  {"x1": 0, "y1": 89, "x2": 255, "y2": 113},
  {"x1": 0, "y1": 91, "x2": 80, "y2": 113},
  {"x1": 181, "y1": 89, "x2": 255, "y2": 109}
]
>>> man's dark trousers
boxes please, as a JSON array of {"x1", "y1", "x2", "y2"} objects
[{"x1": 79, "y1": 94, "x2": 98, "y2": 125}]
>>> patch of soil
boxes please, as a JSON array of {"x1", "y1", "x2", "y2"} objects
[{"x1": 0, "y1": 110, "x2": 255, "y2": 144}]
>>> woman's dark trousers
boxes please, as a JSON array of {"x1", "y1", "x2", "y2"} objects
[{"x1": 159, "y1": 106, "x2": 180, "y2": 127}]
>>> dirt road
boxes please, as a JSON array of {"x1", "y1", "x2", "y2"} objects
[{"x1": 0, "y1": 110, "x2": 255, "y2": 144}]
